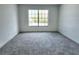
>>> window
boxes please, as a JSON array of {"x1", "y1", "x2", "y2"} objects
[{"x1": 28, "y1": 10, "x2": 48, "y2": 26}]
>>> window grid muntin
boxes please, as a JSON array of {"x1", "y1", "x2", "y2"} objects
[{"x1": 29, "y1": 10, "x2": 48, "y2": 26}]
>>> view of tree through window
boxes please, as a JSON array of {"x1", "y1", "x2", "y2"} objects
[{"x1": 28, "y1": 10, "x2": 48, "y2": 26}]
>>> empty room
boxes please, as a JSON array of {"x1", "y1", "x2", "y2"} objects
[{"x1": 0, "y1": 4, "x2": 79, "y2": 55}]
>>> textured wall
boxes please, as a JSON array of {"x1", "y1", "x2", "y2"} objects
[
  {"x1": 0, "y1": 4, "x2": 18, "y2": 48},
  {"x1": 59, "y1": 4, "x2": 79, "y2": 44},
  {"x1": 18, "y1": 5, "x2": 59, "y2": 32}
]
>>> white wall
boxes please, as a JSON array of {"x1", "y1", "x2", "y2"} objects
[
  {"x1": 0, "y1": 4, "x2": 18, "y2": 48},
  {"x1": 59, "y1": 4, "x2": 79, "y2": 44},
  {"x1": 18, "y1": 5, "x2": 59, "y2": 32}
]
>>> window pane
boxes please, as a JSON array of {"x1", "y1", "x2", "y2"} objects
[
  {"x1": 39, "y1": 10, "x2": 48, "y2": 26},
  {"x1": 28, "y1": 10, "x2": 38, "y2": 26},
  {"x1": 28, "y1": 10, "x2": 48, "y2": 26}
]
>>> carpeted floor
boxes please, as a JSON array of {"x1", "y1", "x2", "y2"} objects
[{"x1": 0, "y1": 32, "x2": 79, "y2": 55}]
